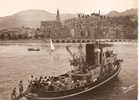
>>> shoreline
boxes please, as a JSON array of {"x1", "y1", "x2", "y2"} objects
[
  {"x1": 0, "y1": 39, "x2": 137, "y2": 46},
  {"x1": 0, "y1": 39, "x2": 137, "y2": 42},
  {"x1": 0, "y1": 39, "x2": 44, "y2": 43}
]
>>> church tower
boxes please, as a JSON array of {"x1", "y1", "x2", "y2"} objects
[{"x1": 56, "y1": 9, "x2": 61, "y2": 22}]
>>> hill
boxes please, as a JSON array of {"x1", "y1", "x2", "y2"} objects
[
  {"x1": 107, "y1": 8, "x2": 137, "y2": 17},
  {"x1": 0, "y1": 9, "x2": 76, "y2": 29},
  {"x1": 0, "y1": 8, "x2": 137, "y2": 29}
]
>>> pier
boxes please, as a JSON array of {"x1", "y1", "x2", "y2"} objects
[{"x1": 46, "y1": 39, "x2": 137, "y2": 43}]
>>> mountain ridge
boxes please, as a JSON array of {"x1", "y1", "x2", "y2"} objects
[
  {"x1": 107, "y1": 8, "x2": 137, "y2": 17},
  {"x1": 0, "y1": 8, "x2": 137, "y2": 29},
  {"x1": 0, "y1": 9, "x2": 76, "y2": 29}
]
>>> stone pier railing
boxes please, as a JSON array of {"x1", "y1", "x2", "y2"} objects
[{"x1": 46, "y1": 39, "x2": 137, "y2": 43}]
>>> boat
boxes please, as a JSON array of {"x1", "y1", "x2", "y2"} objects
[
  {"x1": 28, "y1": 48, "x2": 40, "y2": 51},
  {"x1": 50, "y1": 39, "x2": 55, "y2": 51},
  {"x1": 23, "y1": 42, "x2": 123, "y2": 100},
  {"x1": 14, "y1": 11, "x2": 123, "y2": 100}
]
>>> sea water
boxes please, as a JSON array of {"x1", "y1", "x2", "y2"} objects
[{"x1": 0, "y1": 42, "x2": 137, "y2": 100}]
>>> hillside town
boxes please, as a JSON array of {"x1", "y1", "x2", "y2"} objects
[{"x1": 0, "y1": 9, "x2": 137, "y2": 40}]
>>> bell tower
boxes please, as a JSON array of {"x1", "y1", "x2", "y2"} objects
[{"x1": 56, "y1": 9, "x2": 61, "y2": 22}]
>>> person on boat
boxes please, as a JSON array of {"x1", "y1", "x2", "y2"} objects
[
  {"x1": 75, "y1": 80, "x2": 80, "y2": 88},
  {"x1": 28, "y1": 75, "x2": 34, "y2": 87},
  {"x1": 71, "y1": 80, "x2": 75, "y2": 89},
  {"x1": 40, "y1": 76, "x2": 47, "y2": 86},
  {"x1": 53, "y1": 80, "x2": 61, "y2": 91},
  {"x1": 44, "y1": 76, "x2": 48, "y2": 82},
  {"x1": 18, "y1": 80, "x2": 24, "y2": 97},
  {"x1": 34, "y1": 77, "x2": 39, "y2": 87},
  {"x1": 47, "y1": 81, "x2": 55, "y2": 91},
  {"x1": 38, "y1": 76, "x2": 43, "y2": 88},
  {"x1": 64, "y1": 77, "x2": 73, "y2": 90},
  {"x1": 80, "y1": 79, "x2": 87, "y2": 87},
  {"x1": 46, "y1": 78, "x2": 52, "y2": 90},
  {"x1": 57, "y1": 78, "x2": 66, "y2": 90},
  {"x1": 11, "y1": 87, "x2": 17, "y2": 100}
]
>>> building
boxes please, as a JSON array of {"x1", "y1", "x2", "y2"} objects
[
  {"x1": 56, "y1": 9, "x2": 61, "y2": 22},
  {"x1": 40, "y1": 9, "x2": 70, "y2": 39},
  {"x1": 64, "y1": 12, "x2": 102, "y2": 39},
  {"x1": 0, "y1": 27, "x2": 36, "y2": 40}
]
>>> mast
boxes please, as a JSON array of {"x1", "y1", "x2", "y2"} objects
[
  {"x1": 96, "y1": 10, "x2": 103, "y2": 39},
  {"x1": 66, "y1": 46, "x2": 76, "y2": 60}
]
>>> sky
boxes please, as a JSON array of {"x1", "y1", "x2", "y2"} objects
[{"x1": 0, "y1": 0, "x2": 137, "y2": 16}]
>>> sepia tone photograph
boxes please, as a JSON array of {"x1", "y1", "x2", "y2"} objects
[{"x1": 0, "y1": 0, "x2": 138, "y2": 100}]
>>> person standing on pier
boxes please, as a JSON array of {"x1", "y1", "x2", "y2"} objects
[
  {"x1": 18, "y1": 80, "x2": 24, "y2": 97},
  {"x1": 11, "y1": 87, "x2": 17, "y2": 100}
]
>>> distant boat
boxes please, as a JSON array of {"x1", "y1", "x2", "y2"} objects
[
  {"x1": 50, "y1": 39, "x2": 55, "y2": 51},
  {"x1": 28, "y1": 48, "x2": 40, "y2": 51}
]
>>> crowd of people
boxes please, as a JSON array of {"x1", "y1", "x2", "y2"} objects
[
  {"x1": 28, "y1": 73, "x2": 90, "y2": 92},
  {"x1": 11, "y1": 72, "x2": 92, "y2": 100},
  {"x1": 10, "y1": 57, "x2": 91, "y2": 100}
]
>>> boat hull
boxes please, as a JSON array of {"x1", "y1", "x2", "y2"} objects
[
  {"x1": 28, "y1": 48, "x2": 40, "y2": 51},
  {"x1": 26, "y1": 66, "x2": 121, "y2": 100}
]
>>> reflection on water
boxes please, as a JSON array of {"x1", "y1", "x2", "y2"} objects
[{"x1": 0, "y1": 43, "x2": 137, "y2": 100}]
